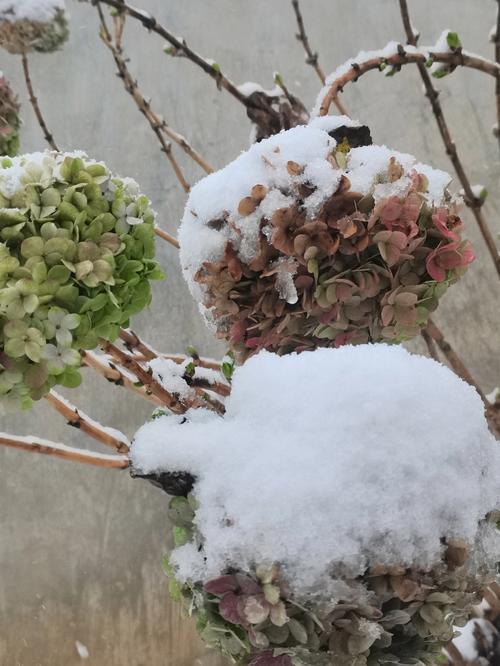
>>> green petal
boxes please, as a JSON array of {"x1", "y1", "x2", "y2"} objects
[
  {"x1": 4, "y1": 338, "x2": 27, "y2": 358},
  {"x1": 25, "y1": 341, "x2": 42, "y2": 362},
  {"x1": 21, "y1": 236, "x2": 44, "y2": 258}
]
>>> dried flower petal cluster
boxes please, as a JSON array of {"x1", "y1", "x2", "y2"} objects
[
  {"x1": 133, "y1": 346, "x2": 500, "y2": 666},
  {"x1": 0, "y1": 152, "x2": 163, "y2": 408},
  {"x1": 180, "y1": 123, "x2": 473, "y2": 359},
  {"x1": 166, "y1": 495, "x2": 493, "y2": 666},
  {"x1": 0, "y1": 1, "x2": 68, "y2": 54},
  {"x1": 0, "y1": 72, "x2": 20, "y2": 156}
]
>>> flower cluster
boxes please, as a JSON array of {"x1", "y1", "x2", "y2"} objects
[
  {"x1": 0, "y1": 2, "x2": 68, "y2": 54},
  {"x1": 0, "y1": 73, "x2": 20, "y2": 156},
  {"x1": 166, "y1": 496, "x2": 490, "y2": 666},
  {"x1": 194, "y1": 163, "x2": 473, "y2": 358},
  {"x1": 0, "y1": 152, "x2": 163, "y2": 408}
]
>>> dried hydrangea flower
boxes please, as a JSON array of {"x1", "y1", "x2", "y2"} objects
[
  {"x1": 0, "y1": 0, "x2": 69, "y2": 55},
  {"x1": 0, "y1": 152, "x2": 164, "y2": 408},
  {"x1": 138, "y1": 347, "x2": 500, "y2": 666},
  {"x1": 0, "y1": 72, "x2": 20, "y2": 156},
  {"x1": 179, "y1": 120, "x2": 473, "y2": 359}
]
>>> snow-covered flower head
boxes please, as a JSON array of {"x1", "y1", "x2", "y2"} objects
[
  {"x1": 179, "y1": 120, "x2": 473, "y2": 359},
  {"x1": 0, "y1": 0, "x2": 69, "y2": 54},
  {"x1": 132, "y1": 345, "x2": 500, "y2": 666}
]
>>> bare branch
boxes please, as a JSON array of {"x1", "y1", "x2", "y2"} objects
[
  {"x1": 119, "y1": 328, "x2": 223, "y2": 371},
  {"x1": 426, "y1": 319, "x2": 487, "y2": 404},
  {"x1": 98, "y1": 4, "x2": 213, "y2": 175},
  {"x1": 420, "y1": 328, "x2": 439, "y2": 362},
  {"x1": 21, "y1": 54, "x2": 59, "y2": 151},
  {"x1": 0, "y1": 432, "x2": 129, "y2": 468},
  {"x1": 88, "y1": 0, "x2": 249, "y2": 107},
  {"x1": 101, "y1": 340, "x2": 192, "y2": 413},
  {"x1": 45, "y1": 390, "x2": 130, "y2": 454},
  {"x1": 319, "y1": 38, "x2": 500, "y2": 278},
  {"x1": 290, "y1": 0, "x2": 348, "y2": 116},
  {"x1": 397, "y1": 0, "x2": 500, "y2": 279},
  {"x1": 97, "y1": 7, "x2": 191, "y2": 195},
  {"x1": 154, "y1": 226, "x2": 180, "y2": 248},
  {"x1": 119, "y1": 327, "x2": 157, "y2": 360},
  {"x1": 317, "y1": 47, "x2": 500, "y2": 117},
  {"x1": 164, "y1": 354, "x2": 221, "y2": 371}
]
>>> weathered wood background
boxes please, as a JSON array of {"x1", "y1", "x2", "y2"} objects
[{"x1": 0, "y1": 0, "x2": 499, "y2": 663}]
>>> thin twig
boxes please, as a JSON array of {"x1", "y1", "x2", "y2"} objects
[
  {"x1": 119, "y1": 328, "x2": 223, "y2": 370},
  {"x1": 398, "y1": 0, "x2": 500, "y2": 279},
  {"x1": 420, "y1": 328, "x2": 439, "y2": 362},
  {"x1": 290, "y1": 0, "x2": 348, "y2": 116},
  {"x1": 21, "y1": 53, "x2": 59, "y2": 151},
  {"x1": 114, "y1": 331, "x2": 227, "y2": 412},
  {"x1": 426, "y1": 319, "x2": 487, "y2": 404},
  {"x1": 98, "y1": 3, "x2": 213, "y2": 175},
  {"x1": 163, "y1": 354, "x2": 221, "y2": 371},
  {"x1": 97, "y1": 8, "x2": 190, "y2": 193},
  {"x1": 154, "y1": 226, "x2": 180, "y2": 248},
  {"x1": 317, "y1": 48, "x2": 500, "y2": 117},
  {"x1": 89, "y1": 0, "x2": 249, "y2": 106},
  {"x1": 81, "y1": 349, "x2": 163, "y2": 406},
  {"x1": 0, "y1": 433, "x2": 129, "y2": 468},
  {"x1": 318, "y1": 39, "x2": 500, "y2": 278},
  {"x1": 101, "y1": 340, "x2": 193, "y2": 413},
  {"x1": 45, "y1": 390, "x2": 130, "y2": 454}
]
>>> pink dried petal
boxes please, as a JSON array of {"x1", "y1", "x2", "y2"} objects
[
  {"x1": 204, "y1": 575, "x2": 239, "y2": 596},
  {"x1": 235, "y1": 574, "x2": 263, "y2": 595},
  {"x1": 380, "y1": 197, "x2": 403, "y2": 224},
  {"x1": 249, "y1": 651, "x2": 293, "y2": 666},
  {"x1": 219, "y1": 592, "x2": 244, "y2": 625}
]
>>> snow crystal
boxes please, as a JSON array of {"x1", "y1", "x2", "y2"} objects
[
  {"x1": 0, "y1": 0, "x2": 65, "y2": 22},
  {"x1": 179, "y1": 124, "x2": 454, "y2": 326},
  {"x1": 132, "y1": 344, "x2": 500, "y2": 598}
]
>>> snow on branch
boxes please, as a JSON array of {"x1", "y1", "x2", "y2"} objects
[
  {"x1": 314, "y1": 42, "x2": 500, "y2": 117},
  {"x1": 45, "y1": 390, "x2": 130, "y2": 454},
  {"x1": 396, "y1": 2, "x2": 500, "y2": 280},
  {"x1": 0, "y1": 432, "x2": 129, "y2": 468}
]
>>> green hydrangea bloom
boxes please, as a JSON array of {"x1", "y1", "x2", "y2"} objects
[{"x1": 0, "y1": 152, "x2": 164, "y2": 408}]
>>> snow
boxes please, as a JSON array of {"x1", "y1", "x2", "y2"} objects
[
  {"x1": 0, "y1": 0, "x2": 65, "y2": 22},
  {"x1": 311, "y1": 42, "x2": 403, "y2": 117},
  {"x1": 75, "y1": 641, "x2": 89, "y2": 660},
  {"x1": 308, "y1": 114, "x2": 361, "y2": 132},
  {"x1": 148, "y1": 357, "x2": 227, "y2": 400},
  {"x1": 237, "y1": 81, "x2": 281, "y2": 98},
  {"x1": 149, "y1": 357, "x2": 195, "y2": 400},
  {"x1": 433, "y1": 29, "x2": 453, "y2": 54},
  {"x1": 131, "y1": 344, "x2": 500, "y2": 598},
  {"x1": 450, "y1": 619, "x2": 497, "y2": 662},
  {"x1": 179, "y1": 123, "x2": 454, "y2": 322}
]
